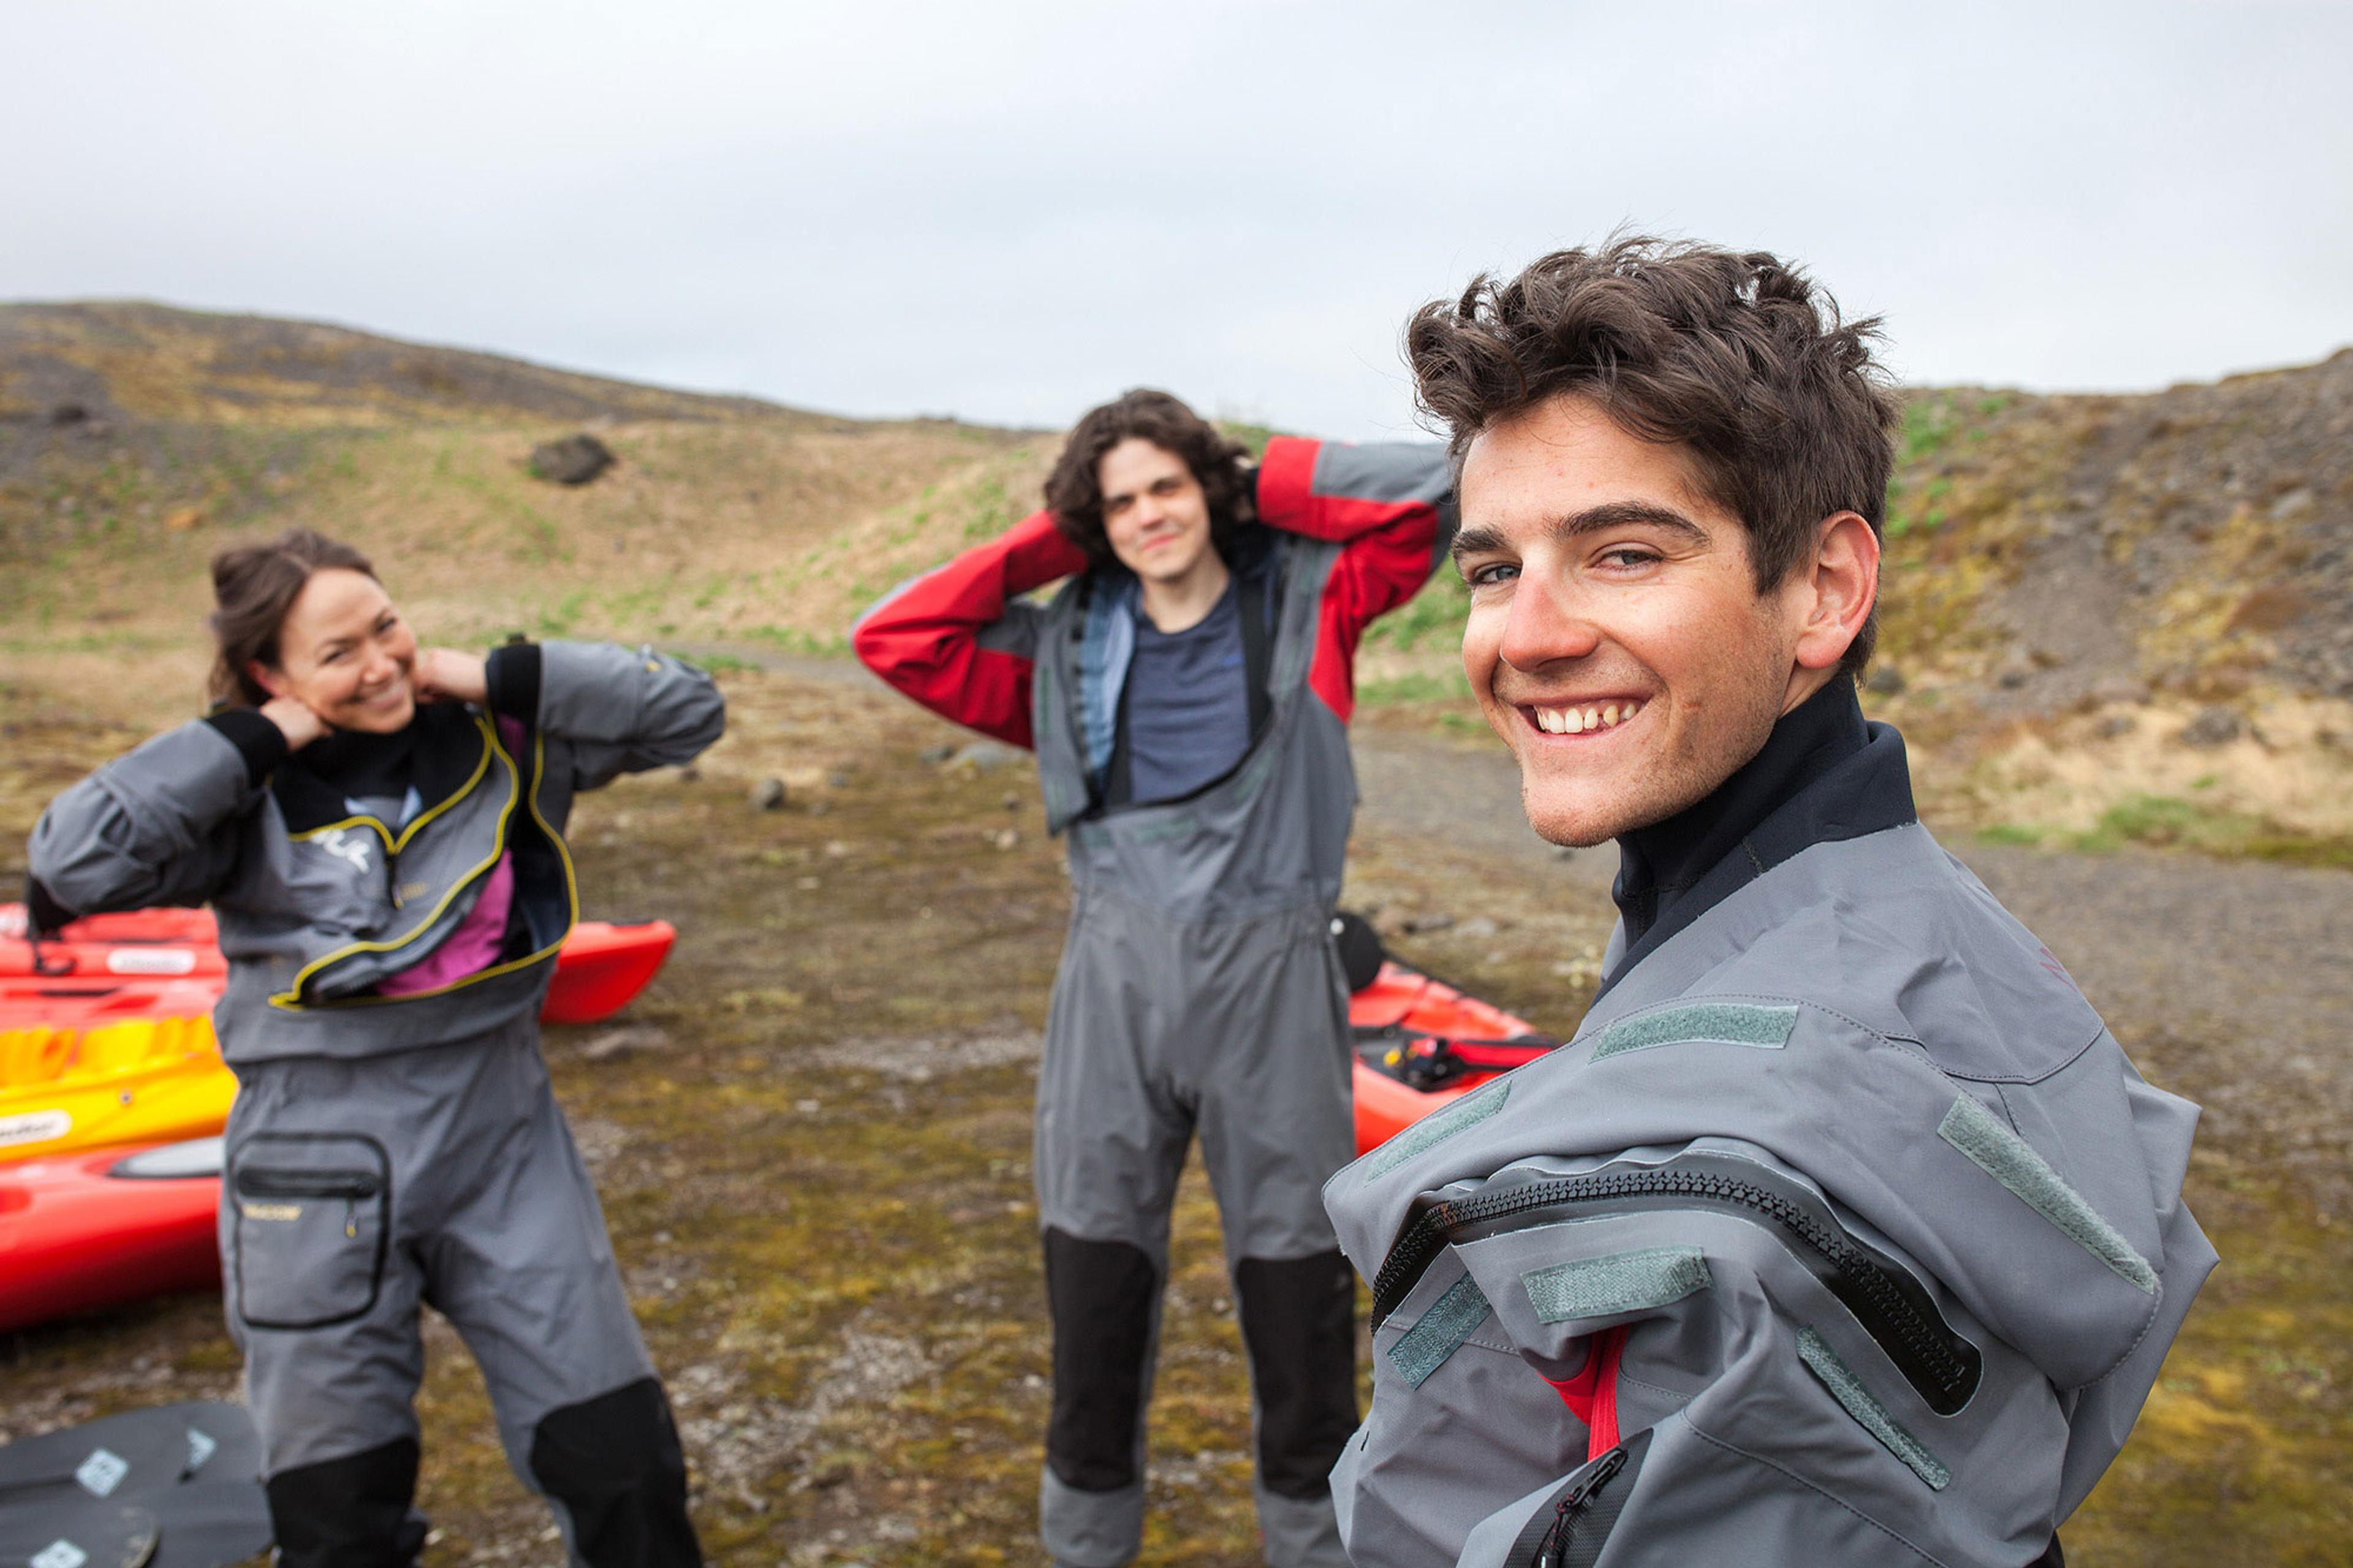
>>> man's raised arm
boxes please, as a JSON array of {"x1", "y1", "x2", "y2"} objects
[{"x1": 851, "y1": 510, "x2": 1088, "y2": 749}]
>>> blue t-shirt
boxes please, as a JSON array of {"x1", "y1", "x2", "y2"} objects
[{"x1": 1121, "y1": 579, "x2": 1252, "y2": 805}]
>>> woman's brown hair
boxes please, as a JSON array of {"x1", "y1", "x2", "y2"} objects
[{"x1": 207, "y1": 528, "x2": 378, "y2": 707}]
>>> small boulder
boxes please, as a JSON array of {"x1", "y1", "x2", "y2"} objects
[
  {"x1": 749, "y1": 777, "x2": 787, "y2": 811},
  {"x1": 2179, "y1": 706, "x2": 2243, "y2": 748},
  {"x1": 529, "y1": 433, "x2": 616, "y2": 486},
  {"x1": 1863, "y1": 664, "x2": 1906, "y2": 697},
  {"x1": 47, "y1": 403, "x2": 88, "y2": 426},
  {"x1": 949, "y1": 741, "x2": 1021, "y2": 771},
  {"x1": 581, "y1": 1025, "x2": 670, "y2": 1062}
]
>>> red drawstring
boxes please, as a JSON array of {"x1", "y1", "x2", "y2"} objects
[{"x1": 1542, "y1": 1324, "x2": 1627, "y2": 1459}]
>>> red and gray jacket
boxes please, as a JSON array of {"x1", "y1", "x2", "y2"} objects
[{"x1": 852, "y1": 436, "x2": 1455, "y2": 850}]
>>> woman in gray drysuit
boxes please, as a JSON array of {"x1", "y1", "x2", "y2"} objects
[
  {"x1": 854, "y1": 392, "x2": 1455, "y2": 1568},
  {"x1": 27, "y1": 528, "x2": 722, "y2": 1568}
]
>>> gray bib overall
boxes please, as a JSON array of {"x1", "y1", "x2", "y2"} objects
[{"x1": 1030, "y1": 534, "x2": 1361, "y2": 1568}]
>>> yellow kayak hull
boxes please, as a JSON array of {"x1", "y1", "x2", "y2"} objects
[{"x1": 0, "y1": 1016, "x2": 236, "y2": 1162}]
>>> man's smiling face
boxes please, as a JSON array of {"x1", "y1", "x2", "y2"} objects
[{"x1": 1454, "y1": 395, "x2": 1817, "y2": 847}]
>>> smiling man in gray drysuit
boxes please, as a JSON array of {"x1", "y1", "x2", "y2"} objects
[
  {"x1": 854, "y1": 390, "x2": 1453, "y2": 1568},
  {"x1": 1322, "y1": 240, "x2": 2216, "y2": 1567}
]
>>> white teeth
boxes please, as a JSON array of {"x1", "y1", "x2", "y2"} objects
[{"x1": 1536, "y1": 701, "x2": 1644, "y2": 734}]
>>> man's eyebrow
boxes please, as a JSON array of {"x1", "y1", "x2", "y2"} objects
[
  {"x1": 1449, "y1": 525, "x2": 1513, "y2": 564},
  {"x1": 1449, "y1": 502, "x2": 1714, "y2": 567},
  {"x1": 1554, "y1": 501, "x2": 1712, "y2": 543}
]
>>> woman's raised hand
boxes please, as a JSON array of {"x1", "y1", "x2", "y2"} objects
[
  {"x1": 412, "y1": 648, "x2": 488, "y2": 706},
  {"x1": 259, "y1": 695, "x2": 330, "y2": 750}
]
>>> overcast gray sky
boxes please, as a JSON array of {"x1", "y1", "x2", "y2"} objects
[{"x1": 7, "y1": 1, "x2": 2349, "y2": 439}]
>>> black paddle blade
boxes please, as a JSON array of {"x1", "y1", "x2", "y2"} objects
[
  {"x1": 0, "y1": 1411, "x2": 189, "y2": 1510},
  {"x1": 146, "y1": 1480, "x2": 272, "y2": 1568},
  {"x1": 0, "y1": 1498, "x2": 159, "y2": 1567}
]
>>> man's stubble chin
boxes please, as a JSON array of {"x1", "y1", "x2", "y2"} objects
[{"x1": 1514, "y1": 741, "x2": 1722, "y2": 851}]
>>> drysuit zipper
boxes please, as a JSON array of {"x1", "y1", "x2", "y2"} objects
[
  {"x1": 237, "y1": 1171, "x2": 380, "y2": 1201},
  {"x1": 1531, "y1": 1444, "x2": 1627, "y2": 1568},
  {"x1": 237, "y1": 1170, "x2": 379, "y2": 1237},
  {"x1": 1372, "y1": 1154, "x2": 1980, "y2": 1414}
]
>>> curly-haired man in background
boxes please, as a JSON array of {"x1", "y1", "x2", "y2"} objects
[{"x1": 855, "y1": 389, "x2": 1454, "y2": 1568}]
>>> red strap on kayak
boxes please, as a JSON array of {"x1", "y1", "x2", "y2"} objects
[
  {"x1": 1444, "y1": 1039, "x2": 1558, "y2": 1070},
  {"x1": 1542, "y1": 1325, "x2": 1627, "y2": 1459}
]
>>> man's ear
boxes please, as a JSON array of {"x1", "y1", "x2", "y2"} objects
[
  {"x1": 246, "y1": 660, "x2": 290, "y2": 702},
  {"x1": 1792, "y1": 510, "x2": 1881, "y2": 673}
]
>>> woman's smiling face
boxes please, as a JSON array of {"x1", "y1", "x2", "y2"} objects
[{"x1": 251, "y1": 567, "x2": 419, "y2": 733}]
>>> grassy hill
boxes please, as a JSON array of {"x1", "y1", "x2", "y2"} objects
[
  {"x1": 6, "y1": 300, "x2": 2352, "y2": 860},
  {"x1": 0, "y1": 301, "x2": 1057, "y2": 723},
  {"x1": 1355, "y1": 354, "x2": 2353, "y2": 862}
]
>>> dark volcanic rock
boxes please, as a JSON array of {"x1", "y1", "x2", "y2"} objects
[
  {"x1": 2179, "y1": 705, "x2": 2245, "y2": 748},
  {"x1": 528, "y1": 433, "x2": 616, "y2": 485}
]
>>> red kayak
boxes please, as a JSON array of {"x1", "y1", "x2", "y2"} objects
[
  {"x1": 1349, "y1": 961, "x2": 1563, "y2": 1155},
  {"x1": 0, "y1": 1137, "x2": 223, "y2": 1334},
  {"x1": 540, "y1": 920, "x2": 677, "y2": 1025},
  {"x1": 0, "y1": 906, "x2": 676, "y2": 1028}
]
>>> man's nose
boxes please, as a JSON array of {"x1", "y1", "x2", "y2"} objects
[{"x1": 1498, "y1": 575, "x2": 1602, "y2": 671}]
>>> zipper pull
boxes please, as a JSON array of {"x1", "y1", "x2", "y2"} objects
[
  {"x1": 1558, "y1": 1445, "x2": 1629, "y2": 1514},
  {"x1": 1531, "y1": 1446, "x2": 1628, "y2": 1568}
]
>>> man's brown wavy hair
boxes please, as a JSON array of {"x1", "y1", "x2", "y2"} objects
[
  {"x1": 1044, "y1": 389, "x2": 1253, "y2": 574},
  {"x1": 1406, "y1": 235, "x2": 1900, "y2": 673}
]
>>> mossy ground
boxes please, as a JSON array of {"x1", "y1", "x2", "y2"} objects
[{"x1": 2, "y1": 668, "x2": 2347, "y2": 1565}]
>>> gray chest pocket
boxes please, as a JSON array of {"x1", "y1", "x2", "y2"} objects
[{"x1": 230, "y1": 1134, "x2": 391, "y2": 1331}]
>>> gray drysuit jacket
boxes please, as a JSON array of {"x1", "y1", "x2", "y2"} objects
[
  {"x1": 30, "y1": 640, "x2": 722, "y2": 1065},
  {"x1": 28, "y1": 640, "x2": 724, "y2": 1568},
  {"x1": 1323, "y1": 713, "x2": 2216, "y2": 1568}
]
